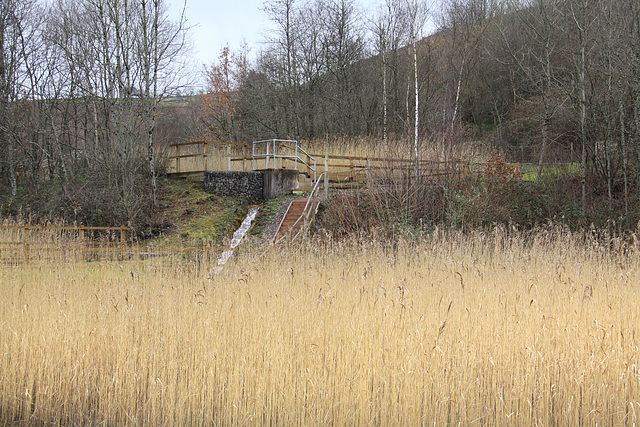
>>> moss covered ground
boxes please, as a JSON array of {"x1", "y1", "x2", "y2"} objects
[{"x1": 148, "y1": 179, "x2": 250, "y2": 246}]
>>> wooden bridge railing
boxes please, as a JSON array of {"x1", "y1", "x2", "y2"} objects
[
  {"x1": 168, "y1": 141, "x2": 252, "y2": 177},
  {"x1": 167, "y1": 140, "x2": 474, "y2": 183}
]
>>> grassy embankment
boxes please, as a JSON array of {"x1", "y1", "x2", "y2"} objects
[
  {"x1": 149, "y1": 178, "x2": 296, "y2": 246},
  {"x1": 148, "y1": 178, "x2": 250, "y2": 246},
  {"x1": 1, "y1": 226, "x2": 639, "y2": 425}
]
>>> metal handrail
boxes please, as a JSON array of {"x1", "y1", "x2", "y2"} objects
[
  {"x1": 273, "y1": 172, "x2": 325, "y2": 246},
  {"x1": 252, "y1": 139, "x2": 295, "y2": 169},
  {"x1": 252, "y1": 139, "x2": 317, "y2": 181}
]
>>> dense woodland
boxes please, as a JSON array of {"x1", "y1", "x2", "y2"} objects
[
  {"x1": 0, "y1": 0, "x2": 190, "y2": 226},
  {"x1": 2, "y1": 0, "x2": 640, "y2": 232}
]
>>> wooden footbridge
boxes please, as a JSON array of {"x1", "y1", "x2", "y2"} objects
[
  {"x1": 167, "y1": 139, "x2": 474, "y2": 244},
  {"x1": 167, "y1": 139, "x2": 470, "y2": 187}
]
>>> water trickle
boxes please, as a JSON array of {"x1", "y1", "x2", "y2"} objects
[{"x1": 212, "y1": 206, "x2": 259, "y2": 274}]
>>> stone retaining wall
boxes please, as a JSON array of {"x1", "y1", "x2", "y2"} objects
[
  {"x1": 204, "y1": 171, "x2": 264, "y2": 198},
  {"x1": 204, "y1": 169, "x2": 299, "y2": 199}
]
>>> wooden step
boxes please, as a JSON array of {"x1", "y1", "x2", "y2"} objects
[{"x1": 275, "y1": 199, "x2": 310, "y2": 239}]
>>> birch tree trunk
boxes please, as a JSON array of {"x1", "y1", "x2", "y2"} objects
[{"x1": 413, "y1": 36, "x2": 419, "y2": 172}]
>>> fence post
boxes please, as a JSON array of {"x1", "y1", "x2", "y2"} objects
[
  {"x1": 351, "y1": 158, "x2": 356, "y2": 181},
  {"x1": 243, "y1": 144, "x2": 247, "y2": 171},
  {"x1": 120, "y1": 227, "x2": 126, "y2": 260},
  {"x1": 324, "y1": 153, "x2": 328, "y2": 199},
  {"x1": 24, "y1": 228, "x2": 29, "y2": 263},
  {"x1": 79, "y1": 227, "x2": 85, "y2": 260},
  {"x1": 176, "y1": 144, "x2": 181, "y2": 174},
  {"x1": 273, "y1": 139, "x2": 277, "y2": 168},
  {"x1": 266, "y1": 142, "x2": 270, "y2": 169},
  {"x1": 227, "y1": 145, "x2": 231, "y2": 171},
  {"x1": 204, "y1": 140, "x2": 208, "y2": 171}
]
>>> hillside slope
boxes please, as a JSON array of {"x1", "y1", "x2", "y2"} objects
[{"x1": 141, "y1": 178, "x2": 296, "y2": 247}]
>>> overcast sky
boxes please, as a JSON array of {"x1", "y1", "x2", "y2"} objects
[
  {"x1": 170, "y1": 0, "x2": 438, "y2": 90},
  {"x1": 169, "y1": 0, "x2": 274, "y2": 70}
]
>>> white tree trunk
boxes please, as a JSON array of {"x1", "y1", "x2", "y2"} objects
[{"x1": 413, "y1": 38, "x2": 419, "y2": 169}]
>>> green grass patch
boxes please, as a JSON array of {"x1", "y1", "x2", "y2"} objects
[
  {"x1": 520, "y1": 163, "x2": 581, "y2": 181},
  {"x1": 150, "y1": 178, "x2": 249, "y2": 246}
]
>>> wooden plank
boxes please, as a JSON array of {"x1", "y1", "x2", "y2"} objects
[
  {"x1": 169, "y1": 140, "x2": 243, "y2": 148},
  {"x1": 168, "y1": 153, "x2": 208, "y2": 160},
  {"x1": 314, "y1": 153, "x2": 454, "y2": 165}
]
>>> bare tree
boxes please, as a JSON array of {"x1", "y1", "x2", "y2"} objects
[
  {"x1": 41, "y1": 0, "x2": 191, "y2": 223},
  {"x1": 558, "y1": 0, "x2": 602, "y2": 215},
  {"x1": 198, "y1": 46, "x2": 248, "y2": 141},
  {"x1": 0, "y1": 0, "x2": 41, "y2": 196},
  {"x1": 297, "y1": 0, "x2": 327, "y2": 138},
  {"x1": 320, "y1": 0, "x2": 366, "y2": 136},
  {"x1": 406, "y1": 0, "x2": 429, "y2": 168},
  {"x1": 495, "y1": 0, "x2": 565, "y2": 181},
  {"x1": 628, "y1": 0, "x2": 640, "y2": 211},
  {"x1": 262, "y1": 0, "x2": 301, "y2": 137},
  {"x1": 136, "y1": 0, "x2": 190, "y2": 206},
  {"x1": 440, "y1": 0, "x2": 496, "y2": 133}
]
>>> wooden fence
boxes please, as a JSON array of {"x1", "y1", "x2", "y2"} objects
[
  {"x1": 0, "y1": 225, "x2": 127, "y2": 262},
  {"x1": 168, "y1": 141, "x2": 252, "y2": 179},
  {"x1": 0, "y1": 224, "x2": 260, "y2": 265}
]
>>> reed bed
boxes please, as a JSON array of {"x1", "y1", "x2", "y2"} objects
[{"x1": 2, "y1": 226, "x2": 640, "y2": 425}]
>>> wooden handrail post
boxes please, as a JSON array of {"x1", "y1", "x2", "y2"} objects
[
  {"x1": 204, "y1": 140, "x2": 208, "y2": 171},
  {"x1": 176, "y1": 143, "x2": 181, "y2": 174},
  {"x1": 120, "y1": 227, "x2": 126, "y2": 260},
  {"x1": 351, "y1": 158, "x2": 356, "y2": 181},
  {"x1": 23, "y1": 228, "x2": 29, "y2": 262},
  {"x1": 243, "y1": 144, "x2": 247, "y2": 171},
  {"x1": 324, "y1": 153, "x2": 328, "y2": 199}
]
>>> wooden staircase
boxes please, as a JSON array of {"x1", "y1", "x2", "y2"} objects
[
  {"x1": 274, "y1": 198, "x2": 318, "y2": 242},
  {"x1": 272, "y1": 172, "x2": 325, "y2": 245},
  {"x1": 275, "y1": 199, "x2": 308, "y2": 240}
]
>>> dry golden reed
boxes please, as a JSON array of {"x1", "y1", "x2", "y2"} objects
[{"x1": 2, "y1": 226, "x2": 640, "y2": 425}]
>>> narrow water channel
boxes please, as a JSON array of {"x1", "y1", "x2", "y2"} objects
[{"x1": 212, "y1": 206, "x2": 259, "y2": 274}]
